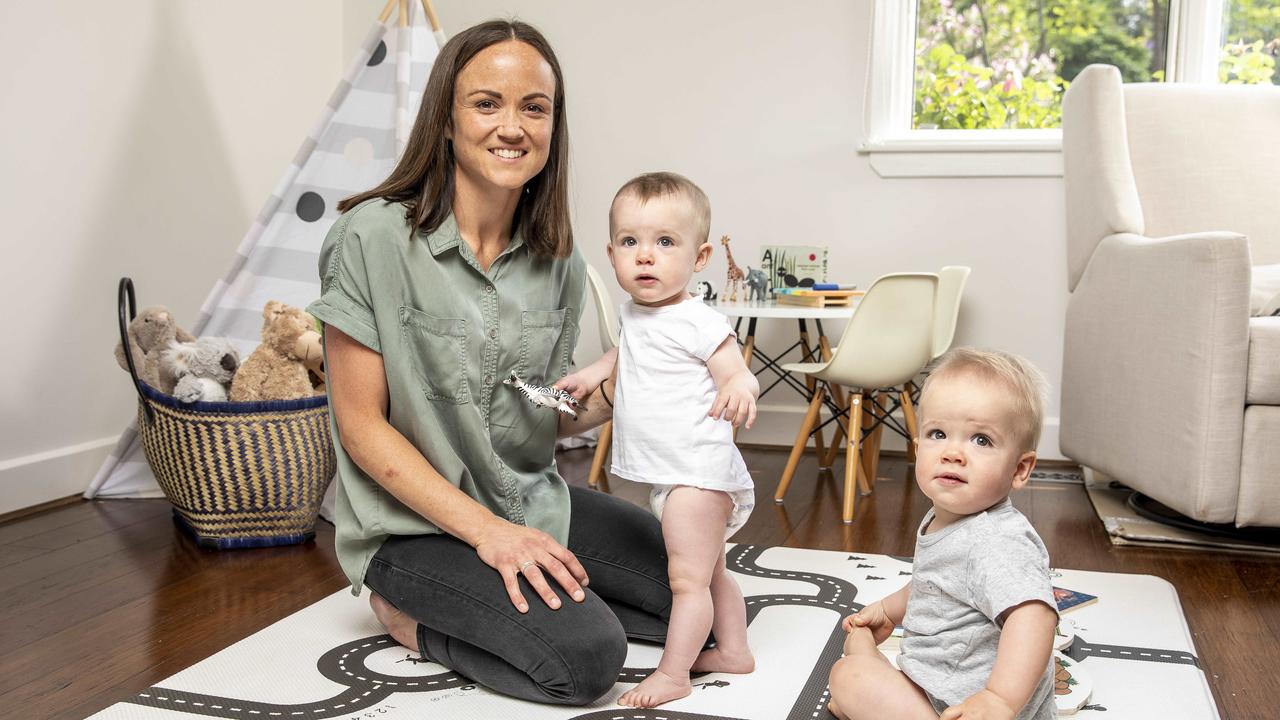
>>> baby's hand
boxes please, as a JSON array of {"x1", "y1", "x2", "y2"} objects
[
  {"x1": 940, "y1": 689, "x2": 1017, "y2": 720},
  {"x1": 842, "y1": 602, "x2": 894, "y2": 644},
  {"x1": 709, "y1": 373, "x2": 758, "y2": 428},
  {"x1": 553, "y1": 369, "x2": 603, "y2": 401}
]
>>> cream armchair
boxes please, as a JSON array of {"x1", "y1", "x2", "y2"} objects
[{"x1": 1061, "y1": 64, "x2": 1280, "y2": 527}]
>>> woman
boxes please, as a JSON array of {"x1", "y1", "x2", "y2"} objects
[{"x1": 307, "y1": 21, "x2": 671, "y2": 706}]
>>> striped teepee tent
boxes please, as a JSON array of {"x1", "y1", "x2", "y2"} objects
[{"x1": 86, "y1": 0, "x2": 444, "y2": 505}]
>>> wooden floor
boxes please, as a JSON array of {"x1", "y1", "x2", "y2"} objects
[{"x1": 2, "y1": 446, "x2": 1277, "y2": 720}]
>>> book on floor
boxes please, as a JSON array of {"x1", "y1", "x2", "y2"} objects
[{"x1": 1053, "y1": 586, "x2": 1099, "y2": 613}]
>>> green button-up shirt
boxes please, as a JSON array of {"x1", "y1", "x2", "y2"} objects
[{"x1": 307, "y1": 199, "x2": 585, "y2": 592}]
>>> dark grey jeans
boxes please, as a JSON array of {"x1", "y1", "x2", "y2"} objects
[{"x1": 364, "y1": 485, "x2": 672, "y2": 705}]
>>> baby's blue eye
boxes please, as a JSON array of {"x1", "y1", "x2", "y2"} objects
[
  {"x1": 926, "y1": 429, "x2": 945, "y2": 440},
  {"x1": 620, "y1": 237, "x2": 637, "y2": 247},
  {"x1": 658, "y1": 237, "x2": 674, "y2": 247},
  {"x1": 971, "y1": 434, "x2": 992, "y2": 447}
]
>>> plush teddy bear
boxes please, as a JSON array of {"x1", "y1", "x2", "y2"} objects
[
  {"x1": 162, "y1": 338, "x2": 240, "y2": 403},
  {"x1": 229, "y1": 301, "x2": 324, "y2": 402},
  {"x1": 114, "y1": 306, "x2": 196, "y2": 393}
]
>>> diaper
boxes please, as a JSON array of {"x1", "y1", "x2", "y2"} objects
[{"x1": 649, "y1": 484, "x2": 755, "y2": 539}]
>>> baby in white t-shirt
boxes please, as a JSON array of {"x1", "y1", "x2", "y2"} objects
[{"x1": 560, "y1": 172, "x2": 759, "y2": 708}]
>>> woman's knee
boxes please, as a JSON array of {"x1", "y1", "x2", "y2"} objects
[{"x1": 538, "y1": 621, "x2": 627, "y2": 705}]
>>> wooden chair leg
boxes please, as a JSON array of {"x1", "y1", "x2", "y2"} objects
[
  {"x1": 903, "y1": 382, "x2": 919, "y2": 464},
  {"x1": 823, "y1": 384, "x2": 849, "y2": 468},
  {"x1": 588, "y1": 421, "x2": 612, "y2": 492},
  {"x1": 799, "y1": 327, "x2": 825, "y2": 459},
  {"x1": 861, "y1": 393, "x2": 884, "y2": 493},
  {"x1": 777, "y1": 385, "x2": 827, "y2": 504},
  {"x1": 842, "y1": 392, "x2": 864, "y2": 524}
]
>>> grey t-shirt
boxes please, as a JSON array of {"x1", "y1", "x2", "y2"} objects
[{"x1": 898, "y1": 498, "x2": 1058, "y2": 719}]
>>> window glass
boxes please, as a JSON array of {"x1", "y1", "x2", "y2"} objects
[
  {"x1": 1221, "y1": 0, "x2": 1280, "y2": 84},
  {"x1": 914, "y1": 0, "x2": 1171, "y2": 129}
]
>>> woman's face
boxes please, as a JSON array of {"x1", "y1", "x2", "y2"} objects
[{"x1": 449, "y1": 40, "x2": 557, "y2": 195}]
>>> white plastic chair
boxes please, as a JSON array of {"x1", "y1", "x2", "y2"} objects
[
  {"x1": 584, "y1": 264, "x2": 618, "y2": 491},
  {"x1": 932, "y1": 265, "x2": 971, "y2": 360},
  {"x1": 776, "y1": 273, "x2": 937, "y2": 523},
  {"x1": 898, "y1": 265, "x2": 971, "y2": 463}
]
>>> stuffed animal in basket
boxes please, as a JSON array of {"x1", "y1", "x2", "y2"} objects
[
  {"x1": 162, "y1": 337, "x2": 240, "y2": 403},
  {"x1": 114, "y1": 306, "x2": 196, "y2": 393},
  {"x1": 229, "y1": 301, "x2": 325, "y2": 402}
]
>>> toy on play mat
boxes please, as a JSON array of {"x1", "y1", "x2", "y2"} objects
[{"x1": 503, "y1": 371, "x2": 583, "y2": 419}]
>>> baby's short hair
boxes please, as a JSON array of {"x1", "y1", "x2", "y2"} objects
[
  {"x1": 920, "y1": 347, "x2": 1049, "y2": 452},
  {"x1": 611, "y1": 172, "x2": 711, "y2": 244}
]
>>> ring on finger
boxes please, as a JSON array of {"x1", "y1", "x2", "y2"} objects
[{"x1": 518, "y1": 560, "x2": 535, "y2": 573}]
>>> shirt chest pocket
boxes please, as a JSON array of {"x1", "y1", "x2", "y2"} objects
[
  {"x1": 518, "y1": 308, "x2": 568, "y2": 384},
  {"x1": 400, "y1": 306, "x2": 470, "y2": 404}
]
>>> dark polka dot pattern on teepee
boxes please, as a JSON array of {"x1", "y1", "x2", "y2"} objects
[
  {"x1": 296, "y1": 192, "x2": 325, "y2": 222},
  {"x1": 368, "y1": 41, "x2": 387, "y2": 67}
]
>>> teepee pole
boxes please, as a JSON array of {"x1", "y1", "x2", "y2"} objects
[
  {"x1": 420, "y1": 0, "x2": 447, "y2": 46},
  {"x1": 378, "y1": 0, "x2": 397, "y2": 23},
  {"x1": 394, "y1": 0, "x2": 414, "y2": 153}
]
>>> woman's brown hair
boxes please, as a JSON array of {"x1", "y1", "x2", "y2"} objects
[{"x1": 339, "y1": 20, "x2": 572, "y2": 257}]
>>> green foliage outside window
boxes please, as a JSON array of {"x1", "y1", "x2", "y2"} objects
[
  {"x1": 1221, "y1": 0, "x2": 1280, "y2": 84},
  {"x1": 914, "y1": 0, "x2": 1279, "y2": 130}
]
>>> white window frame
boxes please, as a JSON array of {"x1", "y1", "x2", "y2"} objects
[{"x1": 862, "y1": 0, "x2": 1226, "y2": 178}]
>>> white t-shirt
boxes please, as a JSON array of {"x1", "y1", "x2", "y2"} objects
[{"x1": 610, "y1": 296, "x2": 754, "y2": 492}]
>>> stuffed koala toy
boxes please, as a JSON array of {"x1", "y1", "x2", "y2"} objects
[
  {"x1": 229, "y1": 300, "x2": 324, "y2": 402},
  {"x1": 162, "y1": 338, "x2": 241, "y2": 403},
  {"x1": 114, "y1": 306, "x2": 196, "y2": 393}
]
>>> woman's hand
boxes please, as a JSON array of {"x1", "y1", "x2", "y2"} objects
[
  {"x1": 472, "y1": 518, "x2": 590, "y2": 613},
  {"x1": 842, "y1": 601, "x2": 895, "y2": 645}
]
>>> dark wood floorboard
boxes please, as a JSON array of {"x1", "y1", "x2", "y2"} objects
[{"x1": 2, "y1": 446, "x2": 1276, "y2": 719}]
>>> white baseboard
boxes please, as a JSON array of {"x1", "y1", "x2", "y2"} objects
[
  {"x1": 736, "y1": 403, "x2": 1064, "y2": 460},
  {"x1": 0, "y1": 436, "x2": 118, "y2": 515}
]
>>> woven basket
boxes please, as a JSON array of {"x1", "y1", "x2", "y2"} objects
[{"x1": 118, "y1": 278, "x2": 336, "y2": 549}]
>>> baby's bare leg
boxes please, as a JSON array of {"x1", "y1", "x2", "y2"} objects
[
  {"x1": 828, "y1": 626, "x2": 937, "y2": 720},
  {"x1": 691, "y1": 547, "x2": 754, "y2": 673},
  {"x1": 618, "y1": 487, "x2": 733, "y2": 709}
]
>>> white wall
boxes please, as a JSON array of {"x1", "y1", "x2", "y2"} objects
[
  {"x1": 345, "y1": 0, "x2": 1070, "y2": 456},
  {"x1": 0, "y1": 1, "x2": 342, "y2": 514}
]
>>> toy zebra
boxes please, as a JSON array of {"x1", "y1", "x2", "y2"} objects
[{"x1": 502, "y1": 371, "x2": 583, "y2": 419}]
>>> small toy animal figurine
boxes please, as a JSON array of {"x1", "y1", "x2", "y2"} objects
[
  {"x1": 503, "y1": 371, "x2": 583, "y2": 419},
  {"x1": 745, "y1": 266, "x2": 768, "y2": 303},
  {"x1": 721, "y1": 235, "x2": 744, "y2": 301},
  {"x1": 693, "y1": 280, "x2": 717, "y2": 302}
]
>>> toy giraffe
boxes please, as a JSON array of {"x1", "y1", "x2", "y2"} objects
[{"x1": 721, "y1": 235, "x2": 744, "y2": 301}]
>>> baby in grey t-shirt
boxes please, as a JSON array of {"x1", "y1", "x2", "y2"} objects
[{"x1": 828, "y1": 348, "x2": 1060, "y2": 720}]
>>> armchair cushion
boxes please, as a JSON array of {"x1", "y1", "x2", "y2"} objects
[
  {"x1": 1248, "y1": 317, "x2": 1280, "y2": 405},
  {"x1": 1252, "y1": 264, "x2": 1280, "y2": 316}
]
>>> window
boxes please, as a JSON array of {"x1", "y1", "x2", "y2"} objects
[
  {"x1": 1220, "y1": 0, "x2": 1280, "y2": 84},
  {"x1": 864, "y1": 0, "x2": 1280, "y2": 177},
  {"x1": 914, "y1": 1, "x2": 1170, "y2": 131}
]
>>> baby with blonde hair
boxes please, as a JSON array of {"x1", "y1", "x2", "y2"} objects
[{"x1": 829, "y1": 348, "x2": 1059, "y2": 720}]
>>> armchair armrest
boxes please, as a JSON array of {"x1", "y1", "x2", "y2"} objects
[{"x1": 1061, "y1": 231, "x2": 1251, "y2": 523}]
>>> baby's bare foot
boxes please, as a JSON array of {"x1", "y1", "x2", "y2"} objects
[
  {"x1": 370, "y1": 593, "x2": 420, "y2": 654},
  {"x1": 618, "y1": 670, "x2": 692, "y2": 708},
  {"x1": 690, "y1": 646, "x2": 755, "y2": 674},
  {"x1": 828, "y1": 698, "x2": 850, "y2": 720}
]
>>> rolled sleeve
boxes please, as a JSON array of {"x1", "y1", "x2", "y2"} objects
[{"x1": 307, "y1": 212, "x2": 381, "y2": 353}]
